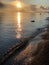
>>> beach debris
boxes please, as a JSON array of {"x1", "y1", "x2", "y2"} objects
[{"x1": 31, "y1": 20, "x2": 35, "y2": 22}]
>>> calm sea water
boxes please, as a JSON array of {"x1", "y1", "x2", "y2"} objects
[{"x1": 0, "y1": 11, "x2": 49, "y2": 57}]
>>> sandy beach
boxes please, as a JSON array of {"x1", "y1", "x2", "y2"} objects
[
  {"x1": 7, "y1": 18, "x2": 49, "y2": 65},
  {"x1": 18, "y1": 21, "x2": 49, "y2": 65}
]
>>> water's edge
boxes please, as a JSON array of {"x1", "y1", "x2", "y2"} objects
[{"x1": 0, "y1": 26, "x2": 46, "y2": 65}]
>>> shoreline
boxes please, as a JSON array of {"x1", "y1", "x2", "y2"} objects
[
  {"x1": 0, "y1": 26, "x2": 47, "y2": 65},
  {"x1": 19, "y1": 24, "x2": 49, "y2": 65}
]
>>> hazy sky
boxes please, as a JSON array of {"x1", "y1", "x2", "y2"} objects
[{"x1": 2, "y1": 0, "x2": 49, "y2": 6}]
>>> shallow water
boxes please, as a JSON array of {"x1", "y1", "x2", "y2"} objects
[{"x1": 0, "y1": 11, "x2": 49, "y2": 58}]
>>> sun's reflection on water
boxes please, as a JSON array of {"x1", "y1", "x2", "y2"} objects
[{"x1": 16, "y1": 12, "x2": 22, "y2": 39}]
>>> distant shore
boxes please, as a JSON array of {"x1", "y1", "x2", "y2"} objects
[{"x1": 0, "y1": 8, "x2": 49, "y2": 13}]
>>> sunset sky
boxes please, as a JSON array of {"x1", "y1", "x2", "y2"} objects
[{"x1": 2, "y1": 0, "x2": 49, "y2": 6}]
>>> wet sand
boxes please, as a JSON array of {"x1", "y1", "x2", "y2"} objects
[
  {"x1": 10, "y1": 23, "x2": 49, "y2": 65},
  {"x1": 1, "y1": 27, "x2": 46, "y2": 65},
  {"x1": 0, "y1": 19, "x2": 49, "y2": 65},
  {"x1": 19, "y1": 24, "x2": 49, "y2": 65}
]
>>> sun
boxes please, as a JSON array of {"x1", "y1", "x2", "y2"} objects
[{"x1": 17, "y1": 2, "x2": 21, "y2": 8}]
